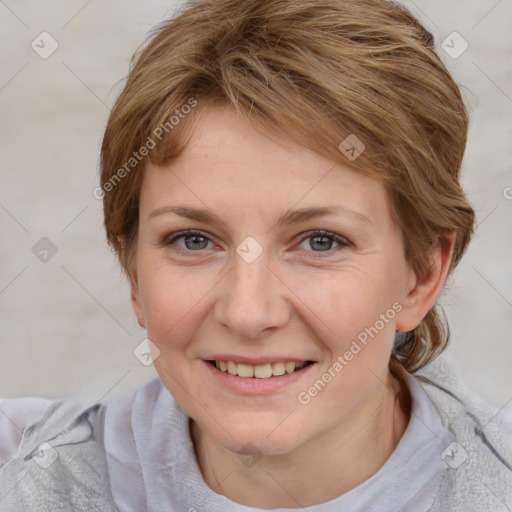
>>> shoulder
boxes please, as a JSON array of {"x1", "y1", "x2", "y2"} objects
[
  {"x1": 0, "y1": 394, "x2": 117, "y2": 512},
  {"x1": 414, "y1": 355, "x2": 512, "y2": 511},
  {"x1": 415, "y1": 354, "x2": 512, "y2": 448},
  {"x1": 0, "y1": 396, "x2": 55, "y2": 463},
  {"x1": 0, "y1": 379, "x2": 171, "y2": 511}
]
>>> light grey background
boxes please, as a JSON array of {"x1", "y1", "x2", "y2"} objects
[{"x1": 0, "y1": 0, "x2": 511, "y2": 408}]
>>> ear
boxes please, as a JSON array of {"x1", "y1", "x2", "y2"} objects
[
  {"x1": 130, "y1": 278, "x2": 146, "y2": 329},
  {"x1": 395, "y1": 232, "x2": 456, "y2": 332}
]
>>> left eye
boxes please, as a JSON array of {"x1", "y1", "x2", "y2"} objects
[{"x1": 296, "y1": 230, "x2": 349, "y2": 255}]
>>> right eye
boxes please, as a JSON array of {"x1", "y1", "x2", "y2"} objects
[{"x1": 163, "y1": 230, "x2": 215, "y2": 254}]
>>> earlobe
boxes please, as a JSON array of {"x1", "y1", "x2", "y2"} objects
[
  {"x1": 395, "y1": 232, "x2": 456, "y2": 333},
  {"x1": 130, "y1": 281, "x2": 146, "y2": 329}
]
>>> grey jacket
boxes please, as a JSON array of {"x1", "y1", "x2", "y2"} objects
[{"x1": 1, "y1": 356, "x2": 511, "y2": 511}]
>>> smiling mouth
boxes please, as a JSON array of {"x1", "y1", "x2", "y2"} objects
[{"x1": 207, "y1": 360, "x2": 314, "y2": 379}]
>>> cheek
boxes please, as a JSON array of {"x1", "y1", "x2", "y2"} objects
[
  {"x1": 293, "y1": 269, "x2": 399, "y2": 395},
  {"x1": 293, "y1": 275, "x2": 398, "y2": 427},
  {"x1": 296, "y1": 269, "x2": 397, "y2": 341},
  {"x1": 138, "y1": 261, "x2": 216, "y2": 348}
]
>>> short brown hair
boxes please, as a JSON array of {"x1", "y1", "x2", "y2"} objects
[{"x1": 100, "y1": 0, "x2": 475, "y2": 373}]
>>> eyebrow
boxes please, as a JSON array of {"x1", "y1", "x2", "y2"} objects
[{"x1": 147, "y1": 205, "x2": 372, "y2": 229}]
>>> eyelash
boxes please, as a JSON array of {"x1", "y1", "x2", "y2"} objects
[{"x1": 162, "y1": 229, "x2": 351, "y2": 258}]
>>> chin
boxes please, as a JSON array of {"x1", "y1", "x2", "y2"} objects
[{"x1": 212, "y1": 418, "x2": 309, "y2": 458}]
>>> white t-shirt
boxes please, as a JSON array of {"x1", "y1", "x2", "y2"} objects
[{"x1": 0, "y1": 372, "x2": 454, "y2": 511}]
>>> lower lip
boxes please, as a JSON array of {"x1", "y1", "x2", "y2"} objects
[{"x1": 202, "y1": 360, "x2": 316, "y2": 395}]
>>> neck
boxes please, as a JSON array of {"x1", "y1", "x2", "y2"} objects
[{"x1": 190, "y1": 368, "x2": 411, "y2": 509}]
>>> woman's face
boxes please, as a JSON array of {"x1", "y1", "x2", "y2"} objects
[{"x1": 131, "y1": 104, "x2": 419, "y2": 456}]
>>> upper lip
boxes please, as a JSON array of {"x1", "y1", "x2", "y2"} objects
[{"x1": 203, "y1": 355, "x2": 314, "y2": 365}]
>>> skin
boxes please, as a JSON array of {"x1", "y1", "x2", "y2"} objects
[{"x1": 130, "y1": 104, "x2": 455, "y2": 508}]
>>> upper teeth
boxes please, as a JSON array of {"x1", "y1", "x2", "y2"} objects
[{"x1": 215, "y1": 360, "x2": 306, "y2": 378}]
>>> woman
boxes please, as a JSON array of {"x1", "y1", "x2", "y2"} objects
[{"x1": 1, "y1": 0, "x2": 511, "y2": 510}]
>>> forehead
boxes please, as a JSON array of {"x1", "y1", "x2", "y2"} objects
[{"x1": 140, "y1": 105, "x2": 391, "y2": 227}]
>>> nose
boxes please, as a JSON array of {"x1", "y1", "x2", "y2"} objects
[{"x1": 214, "y1": 249, "x2": 291, "y2": 340}]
